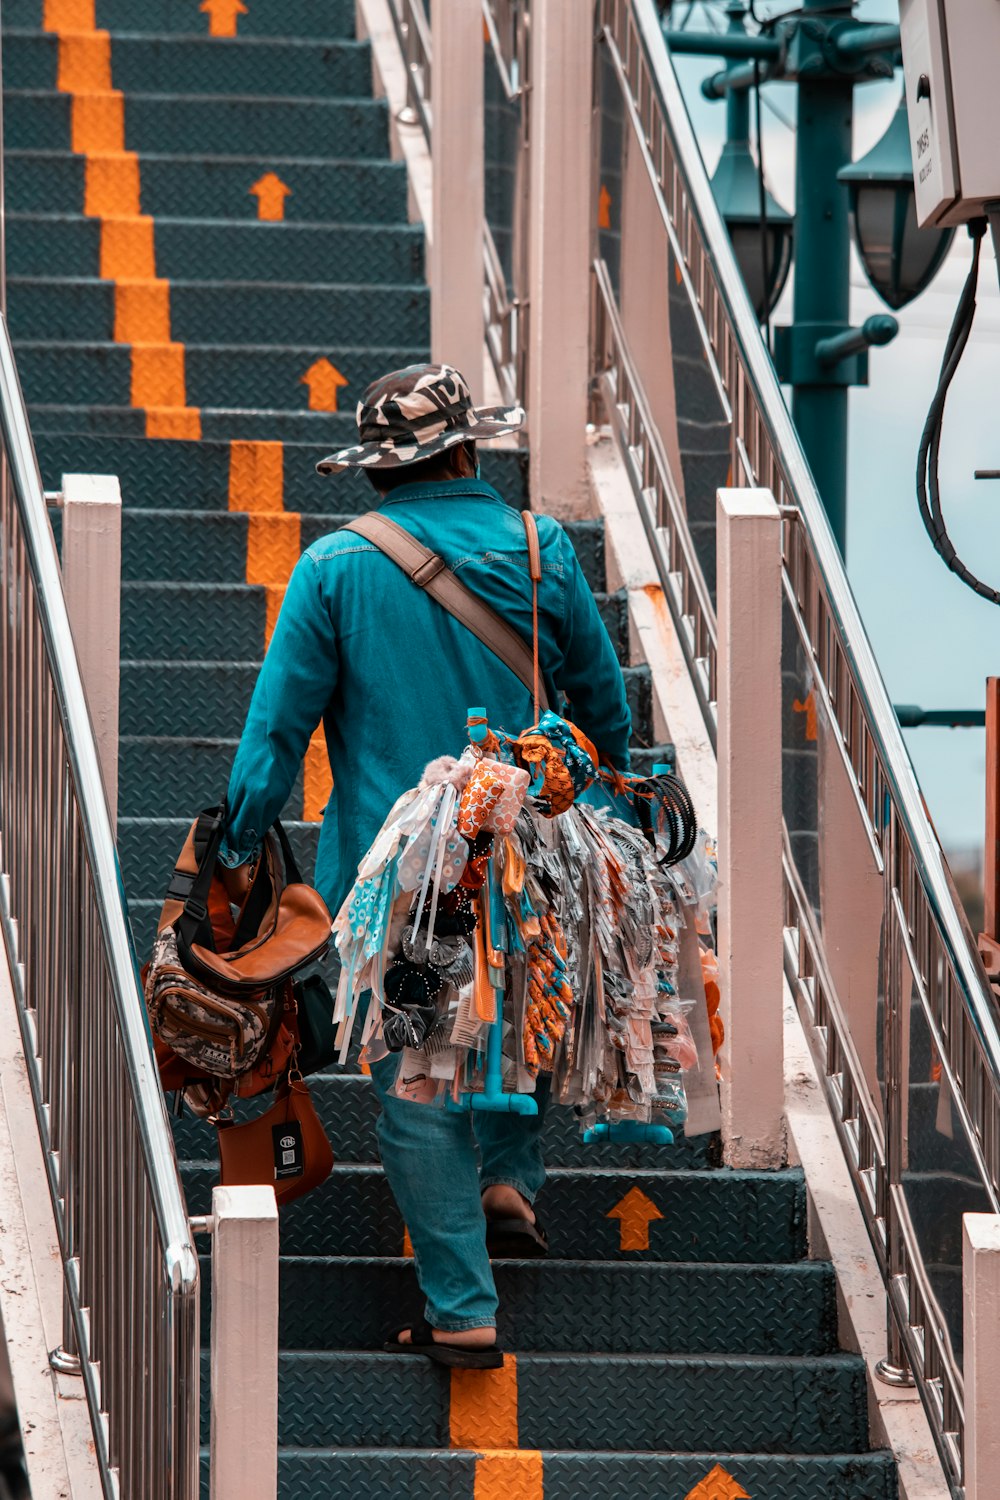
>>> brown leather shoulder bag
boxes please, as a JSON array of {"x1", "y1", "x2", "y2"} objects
[{"x1": 145, "y1": 806, "x2": 333, "y2": 1101}]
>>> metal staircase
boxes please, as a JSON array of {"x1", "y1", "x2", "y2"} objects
[{"x1": 1, "y1": 0, "x2": 975, "y2": 1495}]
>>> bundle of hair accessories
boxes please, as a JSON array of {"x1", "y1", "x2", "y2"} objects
[{"x1": 332, "y1": 709, "x2": 721, "y2": 1139}]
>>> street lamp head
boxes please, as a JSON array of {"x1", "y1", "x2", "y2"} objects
[
  {"x1": 711, "y1": 137, "x2": 793, "y2": 321},
  {"x1": 839, "y1": 94, "x2": 954, "y2": 310}
]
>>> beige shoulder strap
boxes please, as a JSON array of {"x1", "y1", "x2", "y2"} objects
[
  {"x1": 520, "y1": 511, "x2": 543, "y2": 720},
  {"x1": 341, "y1": 510, "x2": 549, "y2": 713}
]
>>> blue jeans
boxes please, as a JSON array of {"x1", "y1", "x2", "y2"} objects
[{"x1": 368, "y1": 1052, "x2": 549, "y2": 1331}]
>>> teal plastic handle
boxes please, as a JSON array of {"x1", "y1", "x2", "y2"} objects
[{"x1": 583, "y1": 1120, "x2": 674, "y2": 1145}]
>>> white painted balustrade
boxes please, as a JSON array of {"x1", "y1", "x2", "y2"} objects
[
  {"x1": 716, "y1": 487, "x2": 785, "y2": 1169},
  {"x1": 208, "y1": 1186, "x2": 280, "y2": 1500}
]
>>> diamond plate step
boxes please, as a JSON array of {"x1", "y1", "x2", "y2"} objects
[
  {"x1": 3, "y1": 33, "x2": 374, "y2": 98},
  {"x1": 27, "y1": 405, "x2": 370, "y2": 443},
  {"x1": 118, "y1": 659, "x2": 651, "y2": 740},
  {"x1": 33, "y1": 433, "x2": 530, "y2": 512},
  {"x1": 171, "y1": 1072, "x2": 719, "y2": 1171},
  {"x1": 907, "y1": 1081, "x2": 981, "y2": 1176},
  {"x1": 5, "y1": 150, "x2": 410, "y2": 223},
  {"x1": 121, "y1": 582, "x2": 265, "y2": 659},
  {"x1": 198, "y1": 1256, "x2": 839, "y2": 1355},
  {"x1": 8, "y1": 277, "x2": 430, "y2": 348},
  {"x1": 903, "y1": 1169, "x2": 990, "y2": 1272},
  {"x1": 4, "y1": 91, "x2": 393, "y2": 158},
  {"x1": 253, "y1": 1449, "x2": 898, "y2": 1500},
  {"x1": 10, "y1": 212, "x2": 424, "y2": 285},
  {"x1": 3, "y1": 0, "x2": 358, "y2": 36},
  {"x1": 179, "y1": 1162, "x2": 806, "y2": 1263},
  {"x1": 116, "y1": 512, "x2": 599, "y2": 586},
  {"x1": 194, "y1": 1349, "x2": 869, "y2": 1454},
  {"x1": 14, "y1": 340, "x2": 428, "y2": 413},
  {"x1": 120, "y1": 734, "x2": 259, "y2": 819},
  {"x1": 117, "y1": 582, "x2": 628, "y2": 663}
]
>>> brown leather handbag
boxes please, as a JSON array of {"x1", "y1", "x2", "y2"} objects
[
  {"x1": 216, "y1": 1072, "x2": 335, "y2": 1208},
  {"x1": 145, "y1": 805, "x2": 333, "y2": 1117}
]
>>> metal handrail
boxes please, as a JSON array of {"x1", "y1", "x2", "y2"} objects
[
  {"x1": 482, "y1": 0, "x2": 531, "y2": 408},
  {"x1": 592, "y1": 0, "x2": 1000, "y2": 1487},
  {"x1": 0, "y1": 301, "x2": 199, "y2": 1495},
  {"x1": 591, "y1": 261, "x2": 718, "y2": 737},
  {"x1": 482, "y1": 0, "x2": 523, "y2": 99},
  {"x1": 386, "y1": 0, "x2": 432, "y2": 142},
  {"x1": 386, "y1": 0, "x2": 530, "y2": 408},
  {"x1": 484, "y1": 224, "x2": 520, "y2": 407}
]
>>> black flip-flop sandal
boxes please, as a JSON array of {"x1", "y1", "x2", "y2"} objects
[
  {"x1": 384, "y1": 1316, "x2": 504, "y2": 1370},
  {"x1": 485, "y1": 1216, "x2": 549, "y2": 1259}
]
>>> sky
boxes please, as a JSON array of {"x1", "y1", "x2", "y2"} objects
[{"x1": 671, "y1": 0, "x2": 999, "y2": 857}]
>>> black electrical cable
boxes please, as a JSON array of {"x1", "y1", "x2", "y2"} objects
[
  {"x1": 915, "y1": 219, "x2": 1000, "y2": 606},
  {"x1": 753, "y1": 58, "x2": 771, "y2": 347}
]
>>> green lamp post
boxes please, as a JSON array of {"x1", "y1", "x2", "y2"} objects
[
  {"x1": 665, "y1": 1, "x2": 953, "y2": 555},
  {"x1": 708, "y1": 4, "x2": 792, "y2": 322},
  {"x1": 710, "y1": 90, "x2": 792, "y2": 320},
  {"x1": 840, "y1": 94, "x2": 956, "y2": 311}
]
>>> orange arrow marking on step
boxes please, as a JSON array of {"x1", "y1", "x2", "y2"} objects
[
  {"x1": 792, "y1": 689, "x2": 818, "y2": 742},
  {"x1": 684, "y1": 1464, "x2": 751, "y2": 1500},
  {"x1": 250, "y1": 171, "x2": 291, "y2": 222},
  {"x1": 606, "y1": 1186, "x2": 663, "y2": 1251},
  {"x1": 200, "y1": 0, "x2": 247, "y2": 38},
  {"x1": 301, "y1": 358, "x2": 349, "y2": 413},
  {"x1": 598, "y1": 183, "x2": 612, "y2": 230}
]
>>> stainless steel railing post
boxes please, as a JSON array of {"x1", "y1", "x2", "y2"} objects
[
  {"x1": 876, "y1": 835, "x2": 914, "y2": 1387},
  {"x1": 51, "y1": 818, "x2": 82, "y2": 1377}
]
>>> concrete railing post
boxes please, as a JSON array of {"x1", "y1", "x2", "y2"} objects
[
  {"x1": 60, "y1": 472, "x2": 122, "y2": 834},
  {"x1": 716, "y1": 488, "x2": 785, "y2": 1168},
  {"x1": 210, "y1": 1186, "x2": 279, "y2": 1500},
  {"x1": 430, "y1": 0, "x2": 484, "y2": 398},
  {"x1": 963, "y1": 1213, "x2": 1000, "y2": 1499},
  {"x1": 527, "y1": 0, "x2": 593, "y2": 519}
]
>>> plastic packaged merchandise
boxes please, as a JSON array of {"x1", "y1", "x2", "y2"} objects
[{"x1": 332, "y1": 711, "x2": 719, "y2": 1136}]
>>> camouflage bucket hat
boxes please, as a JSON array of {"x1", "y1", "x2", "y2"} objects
[{"x1": 315, "y1": 362, "x2": 525, "y2": 475}]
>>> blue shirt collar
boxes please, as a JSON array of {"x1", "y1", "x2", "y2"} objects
[{"x1": 376, "y1": 477, "x2": 505, "y2": 508}]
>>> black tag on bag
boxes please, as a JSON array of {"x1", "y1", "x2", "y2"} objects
[{"x1": 272, "y1": 1119, "x2": 304, "y2": 1180}]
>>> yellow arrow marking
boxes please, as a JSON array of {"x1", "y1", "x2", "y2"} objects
[
  {"x1": 301, "y1": 357, "x2": 349, "y2": 413},
  {"x1": 606, "y1": 1186, "x2": 663, "y2": 1251},
  {"x1": 684, "y1": 1463, "x2": 751, "y2": 1500},
  {"x1": 598, "y1": 183, "x2": 612, "y2": 230},
  {"x1": 200, "y1": 0, "x2": 247, "y2": 38},
  {"x1": 793, "y1": 689, "x2": 818, "y2": 742},
  {"x1": 250, "y1": 171, "x2": 291, "y2": 222}
]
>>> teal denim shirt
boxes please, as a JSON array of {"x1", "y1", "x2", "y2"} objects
[{"x1": 221, "y1": 478, "x2": 632, "y2": 914}]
